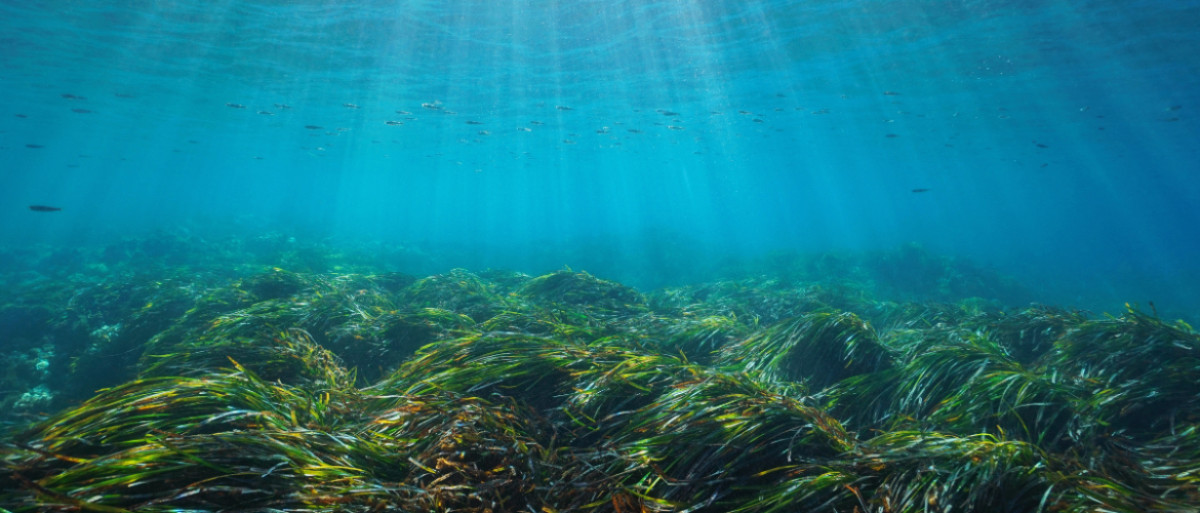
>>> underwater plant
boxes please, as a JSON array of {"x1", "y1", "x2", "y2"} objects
[{"x1": 2, "y1": 238, "x2": 1198, "y2": 512}]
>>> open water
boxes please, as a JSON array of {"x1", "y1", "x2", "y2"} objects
[{"x1": 2, "y1": 0, "x2": 1199, "y2": 316}]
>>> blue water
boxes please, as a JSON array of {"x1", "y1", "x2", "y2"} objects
[{"x1": 2, "y1": 0, "x2": 1199, "y2": 315}]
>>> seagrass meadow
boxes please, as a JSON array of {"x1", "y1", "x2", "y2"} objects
[
  {"x1": 1, "y1": 235, "x2": 1197, "y2": 512},
  {"x1": 6, "y1": 0, "x2": 1200, "y2": 510}
]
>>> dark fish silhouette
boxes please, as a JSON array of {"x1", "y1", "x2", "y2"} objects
[
  {"x1": 911, "y1": 188, "x2": 931, "y2": 193},
  {"x1": 29, "y1": 205, "x2": 62, "y2": 212}
]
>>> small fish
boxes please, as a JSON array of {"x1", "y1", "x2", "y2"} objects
[
  {"x1": 627, "y1": 129, "x2": 642, "y2": 133},
  {"x1": 61, "y1": 93, "x2": 86, "y2": 100},
  {"x1": 659, "y1": 110, "x2": 680, "y2": 116},
  {"x1": 257, "y1": 111, "x2": 273, "y2": 115},
  {"x1": 226, "y1": 103, "x2": 246, "y2": 108},
  {"x1": 114, "y1": 92, "x2": 137, "y2": 98},
  {"x1": 752, "y1": 118, "x2": 764, "y2": 123},
  {"x1": 738, "y1": 110, "x2": 752, "y2": 115},
  {"x1": 885, "y1": 133, "x2": 899, "y2": 138},
  {"x1": 596, "y1": 127, "x2": 609, "y2": 134},
  {"x1": 478, "y1": 130, "x2": 490, "y2": 135},
  {"x1": 421, "y1": 102, "x2": 441, "y2": 110},
  {"x1": 15, "y1": 114, "x2": 27, "y2": 118},
  {"x1": 274, "y1": 103, "x2": 292, "y2": 109},
  {"x1": 29, "y1": 205, "x2": 62, "y2": 212},
  {"x1": 343, "y1": 103, "x2": 359, "y2": 109},
  {"x1": 562, "y1": 139, "x2": 576, "y2": 144},
  {"x1": 911, "y1": 188, "x2": 930, "y2": 193},
  {"x1": 667, "y1": 125, "x2": 684, "y2": 130},
  {"x1": 385, "y1": 120, "x2": 403, "y2": 126},
  {"x1": 25, "y1": 144, "x2": 43, "y2": 148},
  {"x1": 556, "y1": 105, "x2": 572, "y2": 111},
  {"x1": 517, "y1": 127, "x2": 532, "y2": 132},
  {"x1": 443, "y1": 110, "x2": 457, "y2": 115},
  {"x1": 304, "y1": 125, "x2": 323, "y2": 129},
  {"x1": 395, "y1": 110, "x2": 411, "y2": 115},
  {"x1": 71, "y1": 108, "x2": 92, "y2": 114},
  {"x1": 1034, "y1": 142, "x2": 1048, "y2": 148},
  {"x1": 530, "y1": 121, "x2": 544, "y2": 125},
  {"x1": 883, "y1": 91, "x2": 901, "y2": 96},
  {"x1": 466, "y1": 120, "x2": 484, "y2": 125}
]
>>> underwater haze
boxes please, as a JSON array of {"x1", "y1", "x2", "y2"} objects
[{"x1": 2, "y1": 0, "x2": 1200, "y2": 315}]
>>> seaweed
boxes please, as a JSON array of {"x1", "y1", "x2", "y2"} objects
[
  {"x1": 2, "y1": 237, "x2": 1198, "y2": 512},
  {"x1": 717, "y1": 311, "x2": 891, "y2": 389}
]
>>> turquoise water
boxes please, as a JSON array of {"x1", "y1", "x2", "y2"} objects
[{"x1": 2, "y1": 0, "x2": 1198, "y2": 315}]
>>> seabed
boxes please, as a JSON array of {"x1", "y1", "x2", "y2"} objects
[{"x1": 0, "y1": 234, "x2": 1197, "y2": 512}]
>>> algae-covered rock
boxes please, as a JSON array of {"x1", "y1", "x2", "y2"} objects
[{"x1": 0, "y1": 305, "x2": 53, "y2": 350}]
